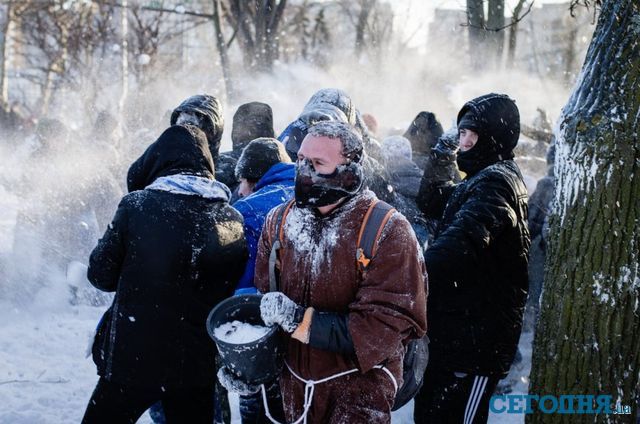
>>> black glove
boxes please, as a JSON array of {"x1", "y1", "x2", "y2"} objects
[
  {"x1": 430, "y1": 132, "x2": 460, "y2": 164},
  {"x1": 217, "y1": 366, "x2": 260, "y2": 395},
  {"x1": 260, "y1": 292, "x2": 305, "y2": 333}
]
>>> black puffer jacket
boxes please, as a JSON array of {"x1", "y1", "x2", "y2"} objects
[
  {"x1": 418, "y1": 94, "x2": 530, "y2": 376},
  {"x1": 89, "y1": 125, "x2": 247, "y2": 389}
]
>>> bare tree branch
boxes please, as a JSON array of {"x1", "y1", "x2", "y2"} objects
[{"x1": 462, "y1": 0, "x2": 534, "y2": 32}]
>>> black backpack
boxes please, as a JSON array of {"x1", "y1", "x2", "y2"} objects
[{"x1": 268, "y1": 199, "x2": 429, "y2": 411}]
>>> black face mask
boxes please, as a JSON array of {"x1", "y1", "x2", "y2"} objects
[
  {"x1": 294, "y1": 159, "x2": 364, "y2": 208},
  {"x1": 456, "y1": 133, "x2": 514, "y2": 177}
]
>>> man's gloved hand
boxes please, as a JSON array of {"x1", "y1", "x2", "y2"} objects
[
  {"x1": 260, "y1": 292, "x2": 305, "y2": 333},
  {"x1": 430, "y1": 132, "x2": 460, "y2": 164},
  {"x1": 217, "y1": 366, "x2": 260, "y2": 395}
]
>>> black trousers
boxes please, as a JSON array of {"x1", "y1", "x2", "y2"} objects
[
  {"x1": 413, "y1": 364, "x2": 500, "y2": 424},
  {"x1": 82, "y1": 377, "x2": 215, "y2": 424}
]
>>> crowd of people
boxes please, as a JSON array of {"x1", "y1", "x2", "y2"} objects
[{"x1": 11, "y1": 88, "x2": 554, "y2": 423}]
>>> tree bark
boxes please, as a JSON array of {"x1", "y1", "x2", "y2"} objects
[{"x1": 528, "y1": 1, "x2": 640, "y2": 422}]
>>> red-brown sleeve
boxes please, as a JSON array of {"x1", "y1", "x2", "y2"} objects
[{"x1": 348, "y1": 212, "x2": 428, "y2": 372}]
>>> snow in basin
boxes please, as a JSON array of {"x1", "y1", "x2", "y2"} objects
[{"x1": 215, "y1": 321, "x2": 271, "y2": 344}]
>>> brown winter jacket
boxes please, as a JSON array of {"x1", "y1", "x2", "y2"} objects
[{"x1": 255, "y1": 190, "x2": 427, "y2": 423}]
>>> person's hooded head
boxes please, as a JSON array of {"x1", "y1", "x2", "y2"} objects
[
  {"x1": 235, "y1": 137, "x2": 290, "y2": 197},
  {"x1": 34, "y1": 118, "x2": 69, "y2": 157},
  {"x1": 126, "y1": 125, "x2": 214, "y2": 192},
  {"x1": 381, "y1": 135, "x2": 412, "y2": 164},
  {"x1": 231, "y1": 102, "x2": 274, "y2": 153},
  {"x1": 456, "y1": 93, "x2": 520, "y2": 176},
  {"x1": 362, "y1": 113, "x2": 379, "y2": 137},
  {"x1": 294, "y1": 121, "x2": 365, "y2": 210},
  {"x1": 170, "y1": 94, "x2": 224, "y2": 159},
  {"x1": 284, "y1": 88, "x2": 358, "y2": 160},
  {"x1": 403, "y1": 111, "x2": 443, "y2": 156}
]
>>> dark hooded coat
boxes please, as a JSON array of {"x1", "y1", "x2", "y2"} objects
[
  {"x1": 417, "y1": 94, "x2": 530, "y2": 376},
  {"x1": 170, "y1": 95, "x2": 224, "y2": 159},
  {"x1": 403, "y1": 111, "x2": 444, "y2": 171},
  {"x1": 89, "y1": 125, "x2": 247, "y2": 389}
]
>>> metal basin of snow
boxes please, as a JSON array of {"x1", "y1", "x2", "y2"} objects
[{"x1": 206, "y1": 294, "x2": 284, "y2": 385}]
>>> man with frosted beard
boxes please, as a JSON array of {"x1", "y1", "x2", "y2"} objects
[
  {"x1": 278, "y1": 88, "x2": 394, "y2": 204},
  {"x1": 220, "y1": 121, "x2": 427, "y2": 423}
]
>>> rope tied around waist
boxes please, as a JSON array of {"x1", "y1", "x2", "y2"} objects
[{"x1": 261, "y1": 362, "x2": 398, "y2": 424}]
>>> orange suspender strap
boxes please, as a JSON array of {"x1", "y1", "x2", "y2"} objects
[
  {"x1": 356, "y1": 200, "x2": 396, "y2": 272},
  {"x1": 268, "y1": 199, "x2": 295, "y2": 292},
  {"x1": 278, "y1": 200, "x2": 295, "y2": 244}
]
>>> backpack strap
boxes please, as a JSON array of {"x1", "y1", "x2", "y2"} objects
[
  {"x1": 268, "y1": 199, "x2": 295, "y2": 292},
  {"x1": 356, "y1": 200, "x2": 396, "y2": 272}
]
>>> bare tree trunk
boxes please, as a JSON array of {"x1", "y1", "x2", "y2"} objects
[
  {"x1": 212, "y1": 0, "x2": 233, "y2": 101},
  {"x1": 487, "y1": 0, "x2": 505, "y2": 68},
  {"x1": 507, "y1": 0, "x2": 527, "y2": 69},
  {"x1": 528, "y1": 1, "x2": 640, "y2": 422},
  {"x1": 466, "y1": 0, "x2": 485, "y2": 69},
  {"x1": 40, "y1": 22, "x2": 68, "y2": 116},
  {"x1": 0, "y1": 0, "x2": 13, "y2": 112},
  {"x1": 255, "y1": 0, "x2": 287, "y2": 72},
  {"x1": 354, "y1": 0, "x2": 373, "y2": 58},
  {"x1": 118, "y1": 0, "x2": 128, "y2": 123},
  {"x1": 563, "y1": 27, "x2": 578, "y2": 86}
]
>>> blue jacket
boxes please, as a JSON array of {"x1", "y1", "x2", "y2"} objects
[{"x1": 232, "y1": 162, "x2": 295, "y2": 293}]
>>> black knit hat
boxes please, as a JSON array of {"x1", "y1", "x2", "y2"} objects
[
  {"x1": 235, "y1": 138, "x2": 291, "y2": 181},
  {"x1": 231, "y1": 102, "x2": 274, "y2": 151},
  {"x1": 457, "y1": 109, "x2": 481, "y2": 132}
]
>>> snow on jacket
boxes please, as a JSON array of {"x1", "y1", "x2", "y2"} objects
[
  {"x1": 89, "y1": 125, "x2": 247, "y2": 389},
  {"x1": 255, "y1": 190, "x2": 427, "y2": 423},
  {"x1": 232, "y1": 162, "x2": 295, "y2": 294}
]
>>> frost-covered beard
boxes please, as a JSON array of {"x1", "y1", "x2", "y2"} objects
[{"x1": 294, "y1": 159, "x2": 363, "y2": 208}]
